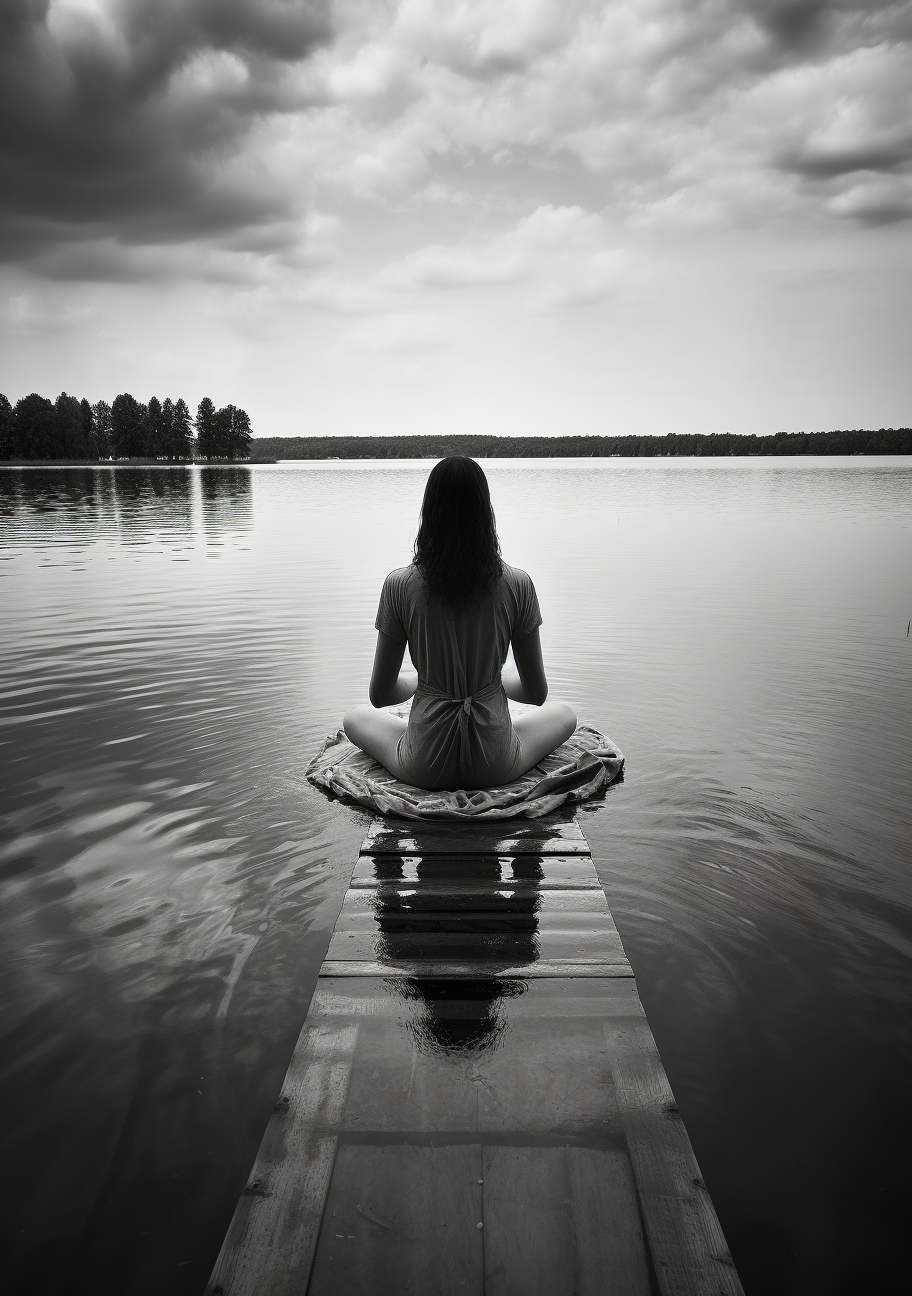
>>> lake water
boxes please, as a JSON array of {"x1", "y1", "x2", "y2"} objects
[{"x1": 1, "y1": 458, "x2": 910, "y2": 1295}]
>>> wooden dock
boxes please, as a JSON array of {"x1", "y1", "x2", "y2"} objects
[{"x1": 206, "y1": 815, "x2": 744, "y2": 1296}]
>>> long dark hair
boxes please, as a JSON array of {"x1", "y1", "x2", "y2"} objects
[{"x1": 414, "y1": 457, "x2": 503, "y2": 607}]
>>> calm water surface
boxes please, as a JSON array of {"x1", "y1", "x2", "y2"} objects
[{"x1": 1, "y1": 459, "x2": 911, "y2": 1294}]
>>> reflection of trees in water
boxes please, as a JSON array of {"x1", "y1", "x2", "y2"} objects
[
  {"x1": 0, "y1": 467, "x2": 23, "y2": 517},
  {"x1": 112, "y1": 467, "x2": 193, "y2": 544},
  {"x1": 199, "y1": 466, "x2": 252, "y2": 540},
  {"x1": 372, "y1": 854, "x2": 545, "y2": 1058},
  {"x1": 1, "y1": 464, "x2": 253, "y2": 551},
  {"x1": 0, "y1": 467, "x2": 122, "y2": 546}
]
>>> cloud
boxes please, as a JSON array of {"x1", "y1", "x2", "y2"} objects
[
  {"x1": 828, "y1": 175, "x2": 912, "y2": 224},
  {"x1": 2, "y1": 0, "x2": 911, "y2": 291},
  {"x1": 0, "y1": 0, "x2": 331, "y2": 262},
  {"x1": 330, "y1": 205, "x2": 633, "y2": 330},
  {"x1": 747, "y1": 0, "x2": 830, "y2": 51},
  {"x1": 300, "y1": 0, "x2": 912, "y2": 229},
  {"x1": 783, "y1": 139, "x2": 912, "y2": 179}
]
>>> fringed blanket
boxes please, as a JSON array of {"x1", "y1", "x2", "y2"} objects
[{"x1": 306, "y1": 719, "x2": 624, "y2": 820}]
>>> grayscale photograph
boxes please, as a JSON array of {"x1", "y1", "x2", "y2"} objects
[{"x1": 1, "y1": 2, "x2": 910, "y2": 1294}]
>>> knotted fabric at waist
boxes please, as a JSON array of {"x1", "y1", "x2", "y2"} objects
[{"x1": 414, "y1": 676, "x2": 506, "y2": 773}]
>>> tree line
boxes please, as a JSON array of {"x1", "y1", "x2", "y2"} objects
[
  {"x1": 249, "y1": 428, "x2": 912, "y2": 460},
  {"x1": 0, "y1": 392, "x2": 252, "y2": 461}
]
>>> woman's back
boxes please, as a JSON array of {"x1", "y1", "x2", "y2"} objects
[
  {"x1": 376, "y1": 562, "x2": 541, "y2": 698},
  {"x1": 376, "y1": 562, "x2": 541, "y2": 790}
]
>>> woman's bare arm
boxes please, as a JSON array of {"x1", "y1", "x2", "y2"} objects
[
  {"x1": 502, "y1": 627, "x2": 548, "y2": 706},
  {"x1": 369, "y1": 631, "x2": 418, "y2": 707}
]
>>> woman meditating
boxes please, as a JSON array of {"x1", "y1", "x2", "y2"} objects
[{"x1": 344, "y1": 456, "x2": 577, "y2": 791}]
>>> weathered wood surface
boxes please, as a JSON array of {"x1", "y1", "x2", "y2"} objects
[
  {"x1": 320, "y1": 959, "x2": 636, "y2": 979},
  {"x1": 351, "y1": 853, "x2": 604, "y2": 888},
  {"x1": 361, "y1": 815, "x2": 589, "y2": 855},
  {"x1": 207, "y1": 818, "x2": 744, "y2": 1296}
]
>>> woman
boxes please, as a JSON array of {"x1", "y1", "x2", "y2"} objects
[{"x1": 344, "y1": 456, "x2": 577, "y2": 791}]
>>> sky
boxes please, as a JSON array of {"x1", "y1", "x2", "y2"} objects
[{"x1": 1, "y1": 0, "x2": 910, "y2": 440}]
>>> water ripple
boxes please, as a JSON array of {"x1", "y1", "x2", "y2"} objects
[{"x1": 1, "y1": 460, "x2": 911, "y2": 1294}]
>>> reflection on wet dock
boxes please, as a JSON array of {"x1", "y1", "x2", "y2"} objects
[{"x1": 207, "y1": 815, "x2": 744, "y2": 1295}]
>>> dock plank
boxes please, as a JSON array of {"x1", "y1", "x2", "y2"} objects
[
  {"x1": 307, "y1": 1142, "x2": 484, "y2": 1296},
  {"x1": 351, "y1": 854, "x2": 603, "y2": 888},
  {"x1": 362, "y1": 818, "x2": 588, "y2": 856},
  {"x1": 482, "y1": 1147, "x2": 576, "y2": 1295},
  {"x1": 604, "y1": 1013, "x2": 744, "y2": 1296},
  {"x1": 319, "y1": 959, "x2": 634, "y2": 978},
  {"x1": 351, "y1": 859, "x2": 602, "y2": 884},
  {"x1": 483, "y1": 1146, "x2": 652, "y2": 1296},
  {"x1": 336, "y1": 887, "x2": 612, "y2": 920},
  {"x1": 205, "y1": 1024, "x2": 355, "y2": 1296},
  {"x1": 325, "y1": 925, "x2": 627, "y2": 964}
]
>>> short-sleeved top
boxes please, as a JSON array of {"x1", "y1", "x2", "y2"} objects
[{"x1": 375, "y1": 563, "x2": 542, "y2": 790}]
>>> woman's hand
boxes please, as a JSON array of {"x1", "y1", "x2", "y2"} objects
[{"x1": 369, "y1": 631, "x2": 418, "y2": 707}]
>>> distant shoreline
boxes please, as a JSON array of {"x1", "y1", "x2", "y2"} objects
[
  {"x1": 3, "y1": 426, "x2": 912, "y2": 467},
  {"x1": 247, "y1": 430, "x2": 911, "y2": 459}
]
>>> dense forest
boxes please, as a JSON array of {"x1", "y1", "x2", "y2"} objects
[
  {"x1": 3, "y1": 402, "x2": 908, "y2": 462},
  {"x1": 0, "y1": 392, "x2": 252, "y2": 461},
  {"x1": 250, "y1": 428, "x2": 912, "y2": 460}
]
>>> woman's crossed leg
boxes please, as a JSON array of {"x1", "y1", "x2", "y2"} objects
[
  {"x1": 506, "y1": 699, "x2": 577, "y2": 781},
  {"x1": 343, "y1": 704, "x2": 409, "y2": 779},
  {"x1": 343, "y1": 698, "x2": 576, "y2": 788}
]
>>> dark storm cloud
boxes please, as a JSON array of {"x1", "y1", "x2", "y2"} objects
[
  {"x1": 746, "y1": 0, "x2": 912, "y2": 53},
  {"x1": 0, "y1": 0, "x2": 331, "y2": 264},
  {"x1": 782, "y1": 139, "x2": 912, "y2": 178},
  {"x1": 747, "y1": 0, "x2": 830, "y2": 50},
  {"x1": 846, "y1": 195, "x2": 912, "y2": 224}
]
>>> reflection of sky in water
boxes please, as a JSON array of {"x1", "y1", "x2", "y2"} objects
[{"x1": 1, "y1": 459, "x2": 911, "y2": 1294}]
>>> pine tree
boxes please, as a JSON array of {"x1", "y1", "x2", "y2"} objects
[
  {"x1": 228, "y1": 406, "x2": 252, "y2": 460},
  {"x1": 15, "y1": 394, "x2": 58, "y2": 459},
  {"x1": 79, "y1": 399, "x2": 96, "y2": 459},
  {"x1": 212, "y1": 406, "x2": 233, "y2": 458},
  {"x1": 55, "y1": 392, "x2": 85, "y2": 458},
  {"x1": 92, "y1": 401, "x2": 113, "y2": 459},
  {"x1": 111, "y1": 393, "x2": 146, "y2": 458},
  {"x1": 160, "y1": 398, "x2": 175, "y2": 460},
  {"x1": 196, "y1": 397, "x2": 217, "y2": 459},
  {"x1": 0, "y1": 394, "x2": 14, "y2": 460},
  {"x1": 144, "y1": 396, "x2": 164, "y2": 458},
  {"x1": 172, "y1": 399, "x2": 193, "y2": 460}
]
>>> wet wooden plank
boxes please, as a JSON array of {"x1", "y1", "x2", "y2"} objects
[
  {"x1": 336, "y1": 887, "x2": 611, "y2": 921},
  {"x1": 307, "y1": 1142, "x2": 484, "y2": 1296},
  {"x1": 604, "y1": 1014, "x2": 744, "y2": 1296},
  {"x1": 205, "y1": 1023, "x2": 356, "y2": 1296},
  {"x1": 361, "y1": 817, "x2": 588, "y2": 856},
  {"x1": 351, "y1": 854, "x2": 603, "y2": 889},
  {"x1": 319, "y1": 959, "x2": 634, "y2": 978},
  {"x1": 329, "y1": 875, "x2": 625, "y2": 967},
  {"x1": 482, "y1": 1147, "x2": 576, "y2": 1294},
  {"x1": 323, "y1": 979, "x2": 623, "y2": 1138},
  {"x1": 565, "y1": 1147, "x2": 653, "y2": 1296},
  {"x1": 483, "y1": 1146, "x2": 651, "y2": 1296},
  {"x1": 324, "y1": 925, "x2": 628, "y2": 965},
  {"x1": 310, "y1": 983, "x2": 645, "y2": 1018}
]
